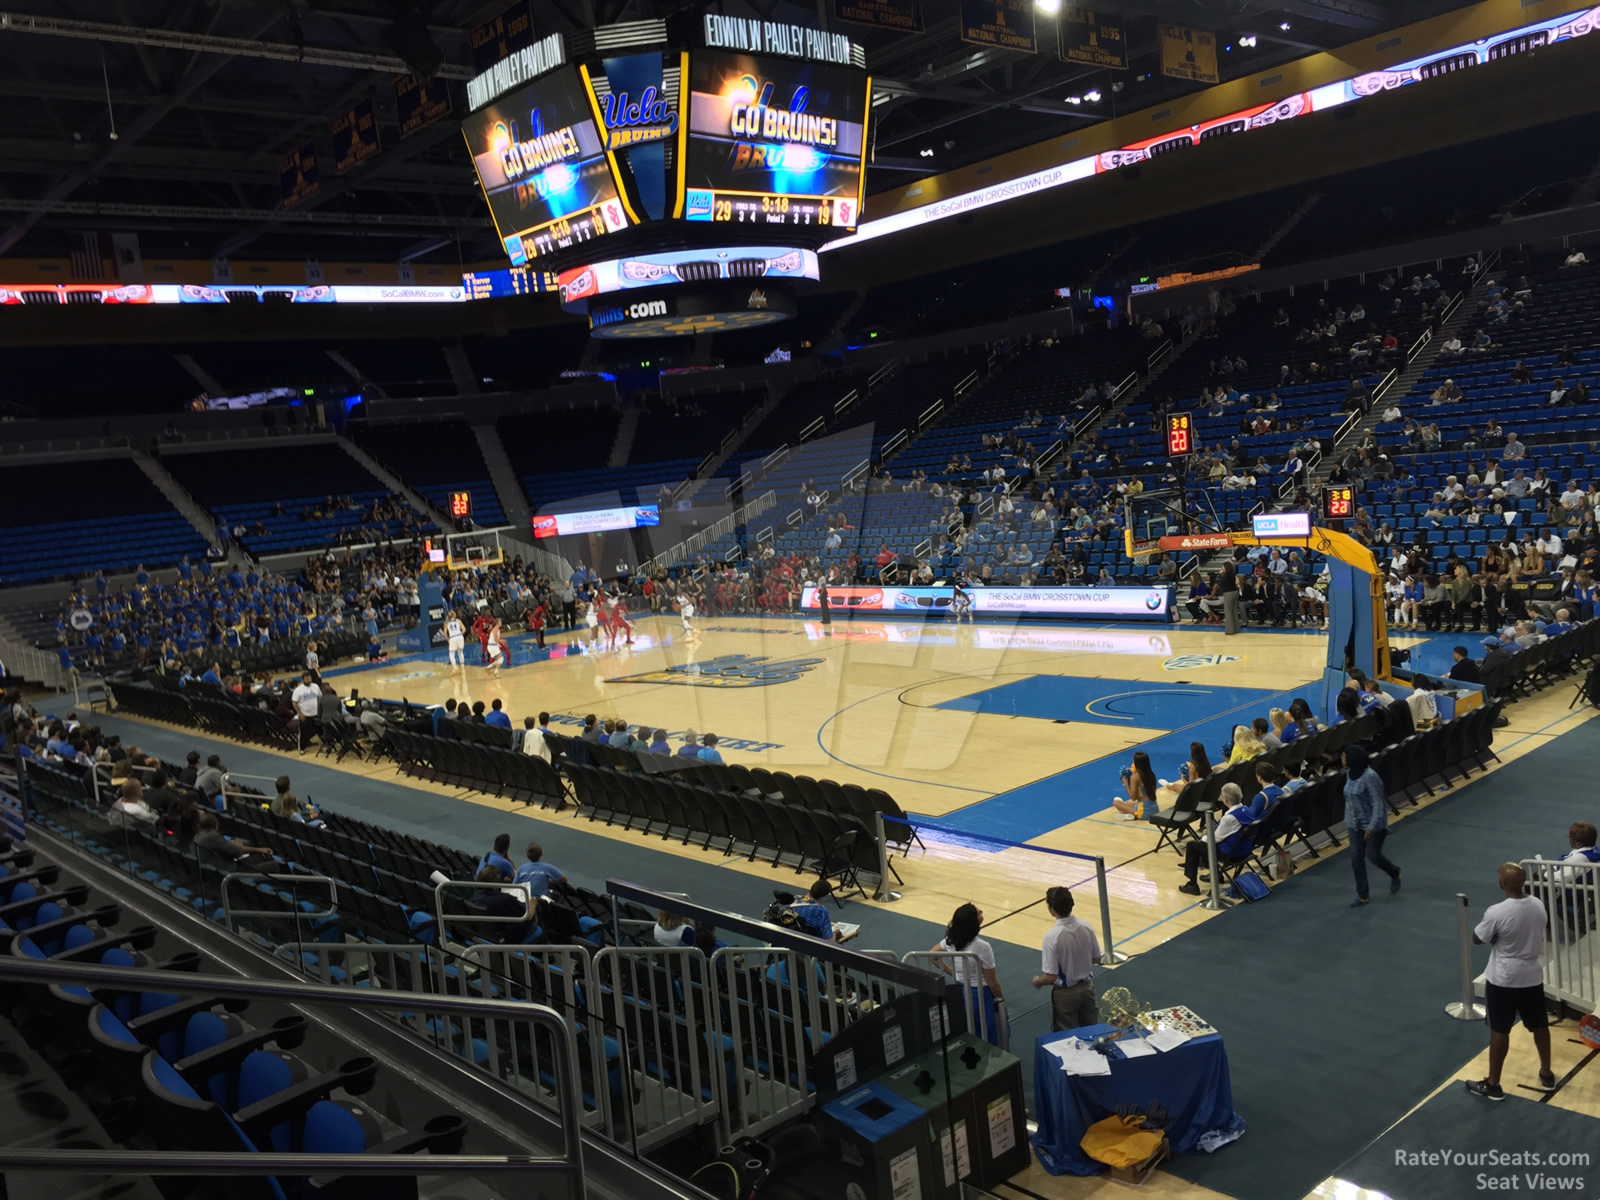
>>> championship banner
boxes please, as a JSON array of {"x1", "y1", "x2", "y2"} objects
[
  {"x1": 959, "y1": 0, "x2": 1036, "y2": 52},
  {"x1": 331, "y1": 99, "x2": 380, "y2": 174},
  {"x1": 277, "y1": 142, "x2": 319, "y2": 210},
  {"x1": 1059, "y1": 8, "x2": 1126, "y2": 69},
  {"x1": 834, "y1": 0, "x2": 922, "y2": 32},
  {"x1": 469, "y1": 1, "x2": 535, "y2": 76},
  {"x1": 799, "y1": 584, "x2": 1174, "y2": 621},
  {"x1": 394, "y1": 73, "x2": 452, "y2": 137},
  {"x1": 1160, "y1": 24, "x2": 1219, "y2": 83}
]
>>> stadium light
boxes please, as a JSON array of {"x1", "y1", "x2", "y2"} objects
[
  {"x1": 1280, "y1": 21, "x2": 1291, "y2": 29},
  {"x1": 1064, "y1": 95, "x2": 1082, "y2": 104},
  {"x1": 1036, "y1": 0, "x2": 1061, "y2": 13},
  {"x1": 1085, "y1": 89, "x2": 1102, "y2": 102},
  {"x1": 919, "y1": 147, "x2": 934, "y2": 157},
  {"x1": 1240, "y1": 34, "x2": 1257, "y2": 47}
]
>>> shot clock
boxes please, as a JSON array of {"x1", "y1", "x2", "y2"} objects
[
  {"x1": 1166, "y1": 413, "x2": 1193, "y2": 457},
  {"x1": 1323, "y1": 485, "x2": 1355, "y2": 520}
]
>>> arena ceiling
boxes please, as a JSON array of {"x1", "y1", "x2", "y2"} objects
[{"x1": 0, "y1": 0, "x2": 1478, "y2": 267}]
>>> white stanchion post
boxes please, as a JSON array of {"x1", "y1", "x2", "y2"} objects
[
  {"x1": 873, "y1": 813, "x2": 902, "y2": 903},
  {"x1": 1445, "y1": 892, "x2": 1487, "y2": 1020},
  {"x1": 1094, "y1": 857, "x2": 1130, "y2": 964},
  {"x1": 1201, "y1": 811, "x2": 1232, "y2": 911}
]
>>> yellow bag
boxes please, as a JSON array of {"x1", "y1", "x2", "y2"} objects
[{"x1": 1080, "y1": 1114, "x2": 1166, "y2": 1169}]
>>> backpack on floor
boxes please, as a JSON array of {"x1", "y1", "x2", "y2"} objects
[{"x1": 1228, "y1": 871, "x2": 1271, "y2": 902}]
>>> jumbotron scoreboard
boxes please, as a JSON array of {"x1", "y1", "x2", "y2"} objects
[{"x1": 461, "y1": 10, "x2": 870, "y2": 337}]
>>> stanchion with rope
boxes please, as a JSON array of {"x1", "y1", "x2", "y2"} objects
[
  {"x1": 1446, "y1": 892, "x2": 1486, "y2": 1020},
  {"x1": 1201, "y1": 811, "x2": 1233, "y2": 911},
  {"x1": 873, "y1": 812, "x2": 902, "y2": 903},
  {"x1": 1094, "y1": 857, "x2": 1130, "y2": 964}
]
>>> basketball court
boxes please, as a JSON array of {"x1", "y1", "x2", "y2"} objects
[{"x1": 318, "y1": 610, "x2": 1596, "y2": 967}]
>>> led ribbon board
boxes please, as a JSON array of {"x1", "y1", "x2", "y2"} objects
[
  {"x1": 556, "y1": 245, "x2": 817, "y2": 310},
  {"x1": 826, "y1": 3, "x2": 1600, "y2": 253},
  {"x1": 532, "y1": 505, "x2": 662, "y2": 537}
]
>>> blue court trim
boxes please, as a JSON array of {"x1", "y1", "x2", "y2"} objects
[
  {"x1": 926, "y1": 679, "x2": 1319, "y2": 842},
  {"x1": 935, "y1": 676, "x2": 1282, "y2": 729}
]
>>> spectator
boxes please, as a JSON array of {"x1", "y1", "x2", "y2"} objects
[
  {"x1": 931, "y1": 903, "x2": 1005, "y2": 1047},
  {"x1": 648, "y1": 728, "x2": 671, "y2": 755},
  {"x1": 194, "y1": 755, "x2": 226, "y2": 806},
  {"x1": 1562, "y1": 822, "x2": 1599, "y2": 869},
  {"x1": 292, "y1": 673, "x2": 320, "y2": 751},
  {"x1": 1177, "y1": 784, "x2": 1257, "y2": 896},
  {"x1": 1449, "y1": 645, "x2": 1482, "y2": 683},
  {"x1": 677, "y1": 730, "x2": 702, "y2": 759},
  {"x1": 485, "y1": 699, "x2": 512, "y2": 729},
  {"x1": 194, "y1": 811, "x2": 277, "y2": 871},
  {"x1": 518, "y1": 717, "x2": 552, "y2": 762},
  {"x1": 512, "y1": 841, "x2": 566, "y2": 898},
  {"x1": 697, "y1": 733, "x2": 724, "y2": 764},
  {"x1": 110, "y1": 778, "x2": 159, "y2": 827},
  {"x1": 478, "y1": 833, "x2": 515, "y2": 878},
  {"x1": 788, "y1": 880, "x2": 841, "y2": 941},
  {"x1": 653, "y1": 910, "x2": 694, "y2": 947}
]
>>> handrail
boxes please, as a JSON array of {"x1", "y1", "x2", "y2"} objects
[
  {"x1": 798, "y1": 415, "x2": 825, "y2": 442},
  {"x1": 1369, "y1": 367, "x2": 1399, "y2": 405},
  {"x1": 762, "y1": 444, "x2": 790, "y2": 472},
  {"x1": 881, "y1": 428, "x2": 908, "y2": 459},
  {"x1": 1073, "y1": 405, "x2": 1103, "y2": 438},
  {"x1": 1037, "y1": 437, "x2": 1065, "y2": 469},
  {"x1": 841, "y1": 458, "x2": 870, "y2": 491},
  {"x1": 867, "y1": 362, "x2": 894, "y2": 390},
  {"x1": 834, "y1": 388, "x2": 859, "y2": 416},
  {"x1": 953, "y1": 369, "x2": 979, "y2": 398},
  {"x1": 1146, "y1": 339, "x2": 1173, "y2": 372},
  {"x1": 1332, "y1": 409, "x2": 1362, "y2": 447},
  {"x1": 918, "y1": 398, "x2": 944, "y2": 428},
  {"x1": 0, "y1": 956, "x2": 583, "y2": 1184},
  {"x1": 787, "y1": 509, "x2": 803, "y2": 526},
  {"x1": 695, "y1": 451, "x2": 716, "y2": 478},
  {"x1": 1112, "y1": 371, "x2": 1137, "y2": 399},
  {"x1": 913, "y1": 537, "x2": 932, "y2": 558},
  {"x1": 1406, "y1": 326, "x2": 1433, "y2": 361},
  {"x1": 606, "y1": 880, "x2": 944, "y2": 992}
]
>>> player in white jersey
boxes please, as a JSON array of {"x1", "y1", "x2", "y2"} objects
[
  {"x1": 677, "y1": 593, "x2": 697, "y2": 636},
  {"x1": 445, "y1": 613, "x2": 466, "y2": 667},
  {"x1": 583, "y1": 597, "x2": 601, "y2": 649}
]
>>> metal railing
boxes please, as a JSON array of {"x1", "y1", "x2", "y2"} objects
[
  {"x1": 1146, "y1": 339, "x2": 1173, "y2": 373},
  {"x1": 881, "y1": 428, "x2": 909, "y2": 459},
  {"x1": 644, "y1": 488, "x2": 776, "y2": 569},
  {"x1": 1521, "y1": 857, "x2": 1599, "y2": 1012},
  {"x1": 833, "y1": 388, "x2": 859, "y2": 418},
  {"x1": 798, "y1": 414, "x2": 826, "y2": 442},
  {"x1": 0, "y1": 632, "x2": 72, "y2": 690},
  {"x1": 0, "y1": 956, "x2": 585, "y2": 1193},
  {"x1": 953, "y1": 369, "x2": 980, "y2": 399},
  {"x1": 919, "y1": 398, "x2": 944, "y2": 429},
  {"x1": 722, "y1": 470, "x2": 754, "y2": 501},
  {"x1": 841, "y1": 458, "x2": 871, "y2": 492},
  {"x1": 763, "y1": 444, "x2": 790, "y2": 472}
]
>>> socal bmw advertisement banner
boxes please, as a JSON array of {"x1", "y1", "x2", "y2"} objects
[{"x1": 798, "y1": 585, "x2": 1174, "y2": 621}]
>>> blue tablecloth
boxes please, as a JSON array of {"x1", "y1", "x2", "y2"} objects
[{"x1": 1031, "y1": 1023, "x2": 1247, "y2": 1176}]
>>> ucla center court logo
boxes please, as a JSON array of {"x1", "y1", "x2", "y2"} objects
[
  {"x1": 614, "y1": 654, "x2": 824, "y2": 688},
  {"x1": 1163, "y1": 654, "x2": 1243, "y2": 671}
]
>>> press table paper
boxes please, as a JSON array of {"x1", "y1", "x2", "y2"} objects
[{"x1": 1146, "y1": 1027, "x2": 1190, "y2": 1053}]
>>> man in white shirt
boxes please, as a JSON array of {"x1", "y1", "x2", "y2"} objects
[
  {"x1": 1379, "y1": 402, "x2": 1402, "y2": 423},
  {"x1": 1030, "y1": 886, "x2": 1102, "y2": 1031},
  {"x1": 1536, "y1": 530, "x2": 1563, "y2": 558},
  {"x1": 1560, "y1": 483, "x2": 1586, "y2": 510},
  {"x1": 1439, "y1": 334, "x2": 1463, "y2": 356},
  {"x1": 291, "y1": 673, "x2": 322, "y2": 753},
  {"x1": 1465, "y1": 863, "x2": 1555, "y2": 1100},
  {"x1": 1548, "y1": 379, "x2": 1568, "y2": 406}
]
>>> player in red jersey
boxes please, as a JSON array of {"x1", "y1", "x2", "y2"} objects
[
  {"x1": 471, "y1": 612, "x2": 492, "y2": 664},
  {"x1": 608, "y1": 590, "x2": 634, "y2": 646},
  {"x1": 525, "y1": 603, "x2": 547, "y2": 649}
]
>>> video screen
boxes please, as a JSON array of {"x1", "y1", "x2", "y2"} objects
[
  {"x1": 682, "y1": 50, "x2": 869, "y2": 229},
  {"x1": 463, "y1": 65, "x2": 629, "y2": 264},
  {"x1": 532, "y1": 504, "x2": 661, "y2": 538}
]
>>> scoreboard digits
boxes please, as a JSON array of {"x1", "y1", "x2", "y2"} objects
[
  {"x1": 1323, "y1": 484, "x2": 1355, "y2": 520},
  {"x1": 694, "y1": 193, "x2": 856, "y2": 227},
  {"x1": 1166, "y1": 414, "x2": 1193, "y2": 457},
  {"x1": 449, "y1": 491, "x2": 472, "y2": 520}
]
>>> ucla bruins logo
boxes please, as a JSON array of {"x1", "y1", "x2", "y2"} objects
[
  {"x1": 1163, "y1": 654, "x2": 1243, "y2": 671},
  {"x1": 614, "y1": 654, "x2": 824, "y2": 688}
]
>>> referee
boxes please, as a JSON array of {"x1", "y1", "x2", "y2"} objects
[
  {"x1": 1030, "y1": 887, "x2": 1103, "y2": 1032},
  {"x1": 1465, "y1": 863, "x2": 1557, "y2": 1101}
]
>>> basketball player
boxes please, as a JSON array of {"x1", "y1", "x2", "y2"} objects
[
  {"x1": 486, "y1": 617, "x2": 508, "y2": 672},
  {"x1": 583, "y1": 596, "x2": 601, "y2": 649},
  {"x1": 677, "y1": 590, "x2": 698, "y2": 637},
  {"x1": 445, "y1": 611, "x2": 466, "y2": 667},
  {"x1": 472, "y1": 611, "x2": 493, "y2": 665},
  {"x1": 608, "y1": 591, "x2": 634, "y2": 646}
]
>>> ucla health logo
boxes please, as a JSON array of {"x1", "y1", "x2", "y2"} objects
[
  {"x1": 614, "y1": 654, "x2": 824, "y2": 688},
  {"x1": 1163, "y1": 654, "x2": 1243, "y2": 671}
]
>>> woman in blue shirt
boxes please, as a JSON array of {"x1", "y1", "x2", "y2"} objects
[
  {"x1": 1278, "y1": 698, "x2": 1319, "y2": 745},
  {"x1": 1343, "y1": 745, "x2": 1401, "y2": 906}
]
